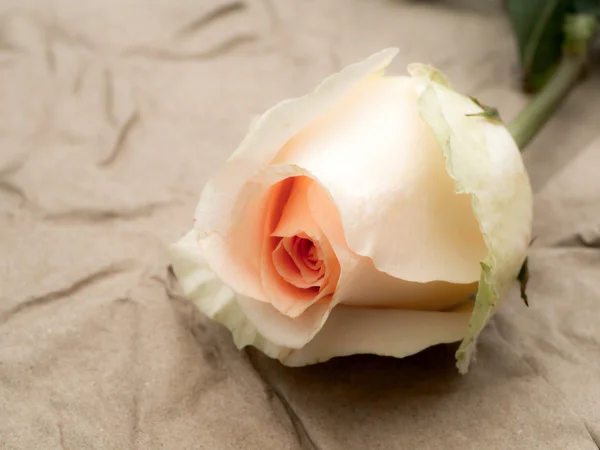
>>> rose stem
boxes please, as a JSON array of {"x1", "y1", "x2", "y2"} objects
[{"x1": 508, "y1": 14, "x2": 598, "y2": 151}]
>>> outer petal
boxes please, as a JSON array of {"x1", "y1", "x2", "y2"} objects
[
  {"x1": 169, "y1": 230, "x2": 328, "y2": 353},
  {"x1": 169, "y1": 230, "x2": 265, "y2": 350},
  {"x1": 305, "y1": 172, "x2": 478, "y2": 311},
  {"x1": 280, "y1": 304, "x2": 473, "y2": 367},
  {"x1": 194, "y1": 48, "x2": 399, "y2": 302},
  {"x1": 170, "y1": 230, "x2": 472, "y2": 366},
  {"x1": 409, "y1": 64, "x2": 533, "y2": 373},
  {"x1": 274, "y1": 75, "x2": 487, "y2": 284}
]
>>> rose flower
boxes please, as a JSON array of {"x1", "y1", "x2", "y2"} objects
[{"x1": 170, "y1": 49, "x2": 532, "y2": 372}]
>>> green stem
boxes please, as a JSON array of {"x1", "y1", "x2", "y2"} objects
[
  {"x1": 508, "y1": 52, "x2": 585, "y2": 150},
  {"x1": 508, "y1": 14, "x2": 597, "y2": 151}
]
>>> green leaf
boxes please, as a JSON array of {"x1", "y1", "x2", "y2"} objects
[
  {"x1": 507, "y1": 0, "x2": 574, "y2": 92},
  {"x1": 574, "y1": 0, "x2": 600, "y2": 16}
]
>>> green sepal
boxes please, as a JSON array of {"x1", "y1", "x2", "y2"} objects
[
  {"x1": 466, "y1": 97, "x2": 502, "y2": 122},
  {"x1": 517, "y1": 257, "x2": 530, "y2": 307}
]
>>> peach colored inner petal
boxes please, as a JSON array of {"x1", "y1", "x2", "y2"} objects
[
  {"x1": 285, "y1": 235, "x2": 325, "y2": 284},
  {"x1": 272, "y1": 237, "x2": 322, "y2": 289},
  {"x1": 260, "y1": 180, "x2": 316, "y2": 313},
  {"x1": 260, "y1": 176, "x2": 341, "y2": 318}
]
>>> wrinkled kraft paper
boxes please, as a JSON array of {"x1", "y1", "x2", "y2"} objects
[{"x1": 0, "y1": 0, "x2": 599, "y2": 449}]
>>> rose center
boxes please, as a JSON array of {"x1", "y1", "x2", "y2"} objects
[{"x1": 271, "y1": 234, "x2": 326, "y2": 290}]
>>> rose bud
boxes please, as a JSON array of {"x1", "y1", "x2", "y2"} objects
[{"x1": 170, "y1": 48, "x2": 532, "y2": 372}]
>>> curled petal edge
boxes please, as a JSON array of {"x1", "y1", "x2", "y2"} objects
[{"x1": 409, "y1": 63, "x2": 533, "y2": 373}]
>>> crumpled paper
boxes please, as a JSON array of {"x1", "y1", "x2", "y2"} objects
[{"x1": 0, "y1": 0, "x2": 599, "y2": 448}]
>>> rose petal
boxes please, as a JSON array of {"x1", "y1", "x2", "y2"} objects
[
  {"x1": 170, "y1": 229, "x2": 334, "y2": 351},
  {"x1": 336, "y1": 256, "x2": 477, "y2": 310},
  {"x1": 236, "y1": 294, "x2": 333, "y2": 349},
  {"x1": 196, "y1": 163, "x2": 307, "y2": 307},
  {"x1": 277, "y1": 236, "x2": 324, "y2": 287},
  {"x1": 169, "y1": 230, "x2": 237, "y2": 317},
  {"x1": 262, "y1": 235, "x2": 317, "y2": 311},
  {"x1": 194, "y1": 49, "x2": 399, "y2": 304},
  {"x1": 272, "y1": 239, "x2": 320, "y2": 289},
  {"x1": 306, "y1": 171, "x2": 477, "y2": 311},
  {"x1": 263, "y1": 176, "x2": 340, "y2": 318},
  {"x1": 259, "y1": 177, "x2": 317, "y2": 313},
  {"x1": 274, "y1": 75, "x2": 487, "y2": 284},
  {"x1": 280, "y1": 304, "x2": 473, "y2": 366},
  {"x1": 170, "y1": 230, "x2": 473, "y2": 363},
  {"x1": 410, "y1": 64, "x2": 532, "y2": 372}
]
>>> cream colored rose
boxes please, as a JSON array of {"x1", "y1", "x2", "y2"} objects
[{"x1": 170, "y1": 49, "x2": 532, "y2": 372}]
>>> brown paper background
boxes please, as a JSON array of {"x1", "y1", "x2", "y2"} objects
[{"x1": 1, "y1": 0, "x2": 599, "y2": 448}]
